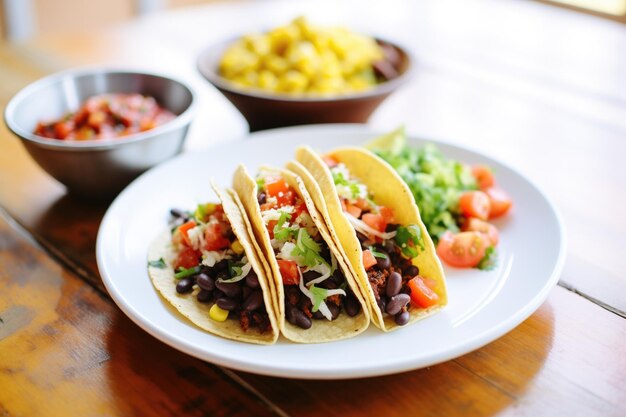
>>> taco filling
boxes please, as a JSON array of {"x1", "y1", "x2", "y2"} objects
[
  {"x1": 256, "y1": 173, "x2": 362, "y2": 329},
  {"x1": 167, "y1": 203, "x2": 272, "y2": 333},
  {"x1": 324, "y1": 156, "x2": 441, "y2": 325}
]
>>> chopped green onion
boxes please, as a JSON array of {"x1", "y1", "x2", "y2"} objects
[{"x1": 174, "y1": 266, "x2": 200, "y2": 279}]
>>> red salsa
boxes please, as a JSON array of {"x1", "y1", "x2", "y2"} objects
[{"x1": 34, "y1": 93, "x2": 175, "y2": 140}]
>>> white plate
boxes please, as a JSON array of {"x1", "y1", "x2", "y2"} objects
[{"x1": 97, "y1": 124, "x2": 565, "y2": 379}]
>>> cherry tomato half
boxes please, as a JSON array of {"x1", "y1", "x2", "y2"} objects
[
  {"x1": 462, "y1": 217, "x2": 499, "y2": 246},
  {"x1": 485, "y1": 186, "x2": 513, "y2": 218},
  {"x1": 436, "y1": 231, "x2": 490, "y2": 268},
  {"x1": 471, "y1": 165, "x2": 495, "y2": 190},
  {"x1": 459, "y1": 191, "x2": 491, "y2": 221}
]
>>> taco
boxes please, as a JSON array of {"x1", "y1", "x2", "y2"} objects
[
  {"x1": 147, "y1": 182, "x2": 279, "y2": 344},
  {"x1": 291, "y1": 146, "x2": 447, "y2": 331},
  {"x1": 233, "y1": 165, "x2": 370, "y2": 343}
]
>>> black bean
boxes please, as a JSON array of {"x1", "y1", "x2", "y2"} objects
[
  {"x1": 331, "y1": 268, "x2": 344, "y2": 284},
  {"x1": 377, "y1": 296, "x2": 387, "y2": 313},
  {"x1": 215, "y1": 270, "x2": 230, "y2": 282},
  {"x1": 356, "y1": 232, "x2": 369, "y2": 242},
  {"x1": 176, "y1": 278, "x2": 194, "y2": 294},
  {"x1": 303, "y1": 270, "x2": 321, "y2": 284},
  {"x1": 312, "y1": 310, "x2": 325, "y2": 320},
  {"x1": 385, "y1": 223, "x2": 399, "y2": 233},
  {"x1": 243, "y1": 290, "x2": 263, "y2": 311},
  {"x1": 170, "y1": 208, "x2": 188, "y2": 220},
  {"x1": 216, "y1": 297, "x2": 238, "y2": 311},
  {"x1": 343, "y1": 295, "x2": 361, "y2": 317},
  {"x1": 215, "y1": 280, "x2": 242, "y2": 298},
  {"x1": 245, "y1": 271, "x2": 260, "y2": 288},
  {"x1": 386, "y1": 293, "x2": 410, "y2": 315},
  {"x1": 376, "y1": 253, "x2": 391, "y2": 270},
  {"x1": 200, "y1": 265, "x2": 217, "y2": 278},
  {"x1": 242, "y1": 286, "x2": 251, "y2": 300},
  {"x1": 214, "y1": 259, "x2": 229, "y2": 272},
  {"x1": 196, "y1": 273, "x2": 215, "y2": 291},
  {"x1": 196, "y1": 289, "x2": 212, "y2": 303},
  {"x1": 257, "y1": 192, "x2": 266, "y2": 205},
  {"x1": 320, "y1": 279, "x2": 338, "y2": 290},
  {"x1": 327, "y1": 303, "x2": 341, "y2": 320},
  {"x1": 383, "y1": 239, "x2": 396, "y2": 254},
  {"x1": 395, "y1": 310, "x2": 410, "y2": 325},
  {"x1": 386, "y1": 271, "x2": 402, "y2": 298},
  {"x1": 403, "y1": 265, "x2": 419, "y2": 278},
  {"x1": 293, "y1": 309, "x2": 312, "y2": 329},
  {"x1": 285, "y1": 305, "x2": 295, "y2": 323}
]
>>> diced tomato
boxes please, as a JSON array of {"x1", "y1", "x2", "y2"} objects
[
  {"x1": 292, "y1": 201, "x2": 308, "y2": 220},
  {"x1": 354, "y1": 198, "x2": 370, "y2": 211},
  {"x1": 462, "y1": 218, "x2": 499, "y2": 246},
  {"x1": 436, "y1": 231, "x2": 489, "y2": 268},
  {"x1": 341, "y1": 198, "x2": 348, "y2": 212},
  {"x1": 54, "y1": 121, "x2": 73, "y2": 139},
  {"x1": 459, "y1": 191, "x2": 491, "y2": 221},
  {"x1": 323, "y1": 155, "x2": 339, "y2": 167},
  {"x1": 177, "y1": 220, "x2": 197, "y2": 247},
  {"x1": 379, "y1": 206, "x2": 395, "y2": 224},
  {"x1": 276, "y1": 190, "x2": 296, "y2": 208},
  {"x1": 277, "y1": 260, "x2": 300, "y2": 285},
  {"x1": 173, "y1": 246, "x2": 201, "y2": 270},
  {"x1": 345, "y1": 203, "x2": 362, "y2": 218},
  {"x1": 485, "y1": 186, "x2": 513, "y2": 218},
  {"x1": 471, "y1": 165, "x2": 495, "y2": 190},
  {"x1": 408, "y1": 276, "x2": 440, "y2": 308},
  {"x1": 266, "y1": 220, "x2": 278, "y2": 239},
  {"x1": 264, "y1": 177, "x2": 290, "y2": 198},
  {"x1": 204, "y1": 222, "x2": 230, "y2": 251},
  {"x1": 362, "y1": 213, "x2": 387, "y2": 233},
  {"x1": 362, "y1": 249, "x2": 378, "y2": 270}
]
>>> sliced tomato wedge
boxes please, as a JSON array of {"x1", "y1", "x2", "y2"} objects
[
  {"x1": 266, "y1": 220, "x2": 278, "y2": 239},
  {"x1": 462, "y1": 217, "x2": 499, "y2": 246},
  {"x1": 459, "y1": 191, "x2": 491, "y2": 221},
  {"x1": 204, "y1": 222, "x2": 230, "y2": 251},
  {"x1": 344, "y1": 203, "x2": 362, "y2": 218},
  {"x1": 362, "y1": 249, "x2": 378, "y2": 270},
  {"x1": 408, "y1": 276, "x2": 440, "y2": 308},
  {"x1": 436, "y1": 231, "x2": 489, "y2": 268},
  {"x1": 471, "y1": 165, "x2": 495, "y2": 190},
  {"x1": 485, "y1": 186, "x2": 513, "y2": 218},
  {"x1": 362, "y1": 213, "x2": 387, "y2": 233},
  {"x1": 277, "y1": 259, "x2": 300, "y2": 285},
  {"x1": 173, "y1": 246, "x2": 201, "y2": 270}
]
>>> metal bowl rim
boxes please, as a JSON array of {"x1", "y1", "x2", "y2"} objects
[{"x1": 4, "y1": 67, "x2": 197, "y2": 152}]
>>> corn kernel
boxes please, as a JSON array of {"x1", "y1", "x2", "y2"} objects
[
  {"x1": 231, "y1": 240, "x2": 245, "y2": 255},
  {"x1": 209, "y1": 304, "x2": 229, "y2": 322}
]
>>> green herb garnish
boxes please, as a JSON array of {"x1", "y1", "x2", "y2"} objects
[
  {"x1": 368, "y1": 247, "x2": 388, "y2": 259},
  {"x1": 394, "y1": 225, "x2": 425, "y2": 258},
  {"x1": 273, "y1": 211, "x2": 298, "y2": 242},
  {"x1": 148, "y1": 258, "x2": 167, "y2": 269},
  {"x1": 477, "y1": 246, "x2": 498, "y2": 271},
  {"x1": 291, "y1": 228, "x2": 325, "y2": 268},
  {"x1": 256, "y1": 177, "x2": 265, "y2": 190}
]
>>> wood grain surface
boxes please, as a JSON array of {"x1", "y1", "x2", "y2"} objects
[{"x1": 1, "y1": 0, "x2": 625, "y2": 415}]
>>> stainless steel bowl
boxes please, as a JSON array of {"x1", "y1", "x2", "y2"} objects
[{"x1": 4, "y1": 68, "x2": 196, "y2": 199}]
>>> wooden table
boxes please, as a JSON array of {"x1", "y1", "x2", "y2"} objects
[{"x1": 1, "y1": 0, "x2": 625, "y2": 415}]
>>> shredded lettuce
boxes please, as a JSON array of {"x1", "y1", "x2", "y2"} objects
[{"x1": 366, "y1": 127, "x2": 477, "y2": 243}]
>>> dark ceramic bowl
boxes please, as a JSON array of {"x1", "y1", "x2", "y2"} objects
[{"x1": 197, "y1": 37, "x2": 411, "y2": 131}]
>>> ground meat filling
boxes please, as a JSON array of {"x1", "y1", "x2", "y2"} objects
[{"x1": 170, "y1": 208, "x2": 272, "y2": 334}]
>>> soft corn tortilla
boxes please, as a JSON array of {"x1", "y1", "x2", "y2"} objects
[
  {"x1": 147, "y1": 183, "x2": 279, "y2": 345},
  {"x1": 232, "y1": 164, "x2": 370, "y2": 343},
  {"x1": 293, "y1": 146, "x2": 448, "y2": 332}
]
